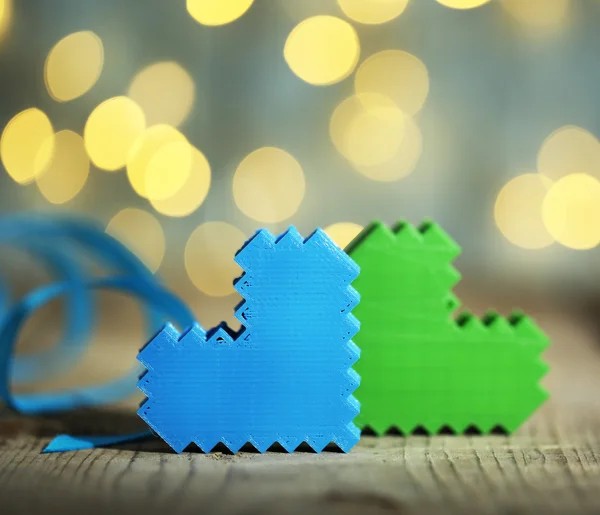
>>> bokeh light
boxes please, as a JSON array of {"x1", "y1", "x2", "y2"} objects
[
  {"x1": 44, "y1": 31, "x2": 104, "y2": 102},
  {"x1": 233, "y1": 147, "x2": 305, "y2": 223},
  {"x1": 185, "y1": 221, "x2": 247, "y2": 297},
  {"x1": 84, "y1": 96, "x2": 146, "y2": 172},
  {"x1": 105, "y1": 208, "x2": 165, "y2": 273},
  {"x1": 323, "y1": 222, "x2": 364, "y2": 249},
  {"x1": 126, "y1": 124, "x2": 190, "y2": 199},
  {"x1": 35, "y1": 130, "x2": 89, "y2": 205},
  {"x1": 494, "y1": 173, "x2": 554, "y2": 250},
  {"x1": 150, "y1": 146, "x2": 211, "y2": 217},
  {"x1": 537, "y1": 125, "x2": 600, "y2": 181},
  {"x1": 0, "y1": 108, "x2": 55, "y2": 184},
  {"x1": 330, "y1": 93, "x2": 408, "y2": 170},
  {"x1": 0, "y1": 0, "x2": 12, "y2": 41},
  {"x1": 436, "y1": 0, "x2": 491, "y2": 9},
  {"x1": 337, "y1": 0, "x2": 409, "y2": 24},
  {"x1": 144, "y1": 141, "x2": 192, "y2": 201},
  {"x1": 186, "y1": 0, "x2": 254, "y2": 26},
  {"x1": 501, "y1": 0, "x2": 569, "y2": 29},
  {"x1": 346, "y1": 96, "x2": 406, "y2": 167},
  {"x1": 352, "y1": 115, "x2": 423, "y2": 181},
  {"x1": 284, "y1": 15, "x2": 360, "y2": 86},
  {"x1": 128, "y1": 62, "x2": 195, "y2": 128},
  {"x1": 542, "y1": 173, "x2": 600, "y2": 250},
  {"x1": 355, "y1": 50, "x2": 429, "y2": 116}
]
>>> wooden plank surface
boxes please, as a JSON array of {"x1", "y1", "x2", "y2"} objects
[{"x1": 1, "y1": 292, "x2": 600, "y2": 515}]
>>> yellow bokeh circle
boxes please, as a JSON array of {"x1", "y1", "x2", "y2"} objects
[
  {"x1": 0, "y1": 108, "x2": 55, "y2": 184},
  {"x1": 186, "y1": 0, "x2": 254, "y2": 26},
  {"x1": 150, "y1": 146, "x2": 211, "y2": 217},
  {"x1": 44, "y1": 31, "x2": 104, "y2": 102},
  {"x1": 36, "y1": 130, "x2": 89, "y2": 205},
  {"x1": 537, "y1": 125, "x2": 600, "y2": 181},
  {"x1": 330, "y1": 93, "x2": 407, "y2": 169},
  {"x1": 128, "y1": 61, "x2": 195, "y2": 128},
  {"x1": 501, "y1": 0, "x2": 569, "y2": 28},
  {"x1": 323, "y1": 222, "x2": 364, "y2": 249},
  {"x1": 105, "y1": 208, "x2": 165, "y2": 273},
  {"x1": 126, "y1": 124, "x2": 190, "y2": 199},
  {"x1": 494, "y1": 173, "x2": 554, "y2": 250},
  {"x1": 84, "y1": 96, "x2": 146, "y2": 172},
  {"x1": 233, "y1": 147, "x2": 305, "y2": 223},
  {"x1": 542, "y1": 173, "x2": 600, "y2": 250},
  {"x1": 354, "y1": 115, "x2": 422, "y2": 182},
  {"x1": 355, "y1": 50, "x2": 429, "y2": 116},
  {"x1": 144, "y1": 141, "x2": 193, "y2": 201},
  {"x1": 0, "y1": 0, "x2": 13, "y2": 41},
  {"x1": 346, "y1": 97, "x2": 406, "y2": 167},
  {"x1": 337, "y1": 0, "x2": 409, "y2": 25},
  {"x1": 436, "y1": 0, "x2": 491, "y2": 9},
  {"x1": 185, "y1": 221, "x2": 247, "y2": 297},
  {"x1": 284, "y1": 15, "x2": 360, "y2": 86}
]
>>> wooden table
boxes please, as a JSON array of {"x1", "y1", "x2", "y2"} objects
[{"x1": 1, "y1": 292, "x2": 600, "y2": 515}]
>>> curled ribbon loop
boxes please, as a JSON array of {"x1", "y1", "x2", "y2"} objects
[
  {"x1": 8, "y1": 243, "x2": 93, "y2": 385},
  {"x1": 0, "y1": 215, "x2": 195, "y2": 450}
]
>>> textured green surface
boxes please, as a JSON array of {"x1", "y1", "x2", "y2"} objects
[{"x1": 347, "y1": 220, "x2": 550, "y2": 435}]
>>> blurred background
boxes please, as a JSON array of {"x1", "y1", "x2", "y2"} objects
[{"x1": 0, "y1": 0, "x2": 599, "y2": 340}]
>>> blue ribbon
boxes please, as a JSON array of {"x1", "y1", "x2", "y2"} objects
[
  {"x1": 0, "y1": 214, "x2": 196, "y2": 452},
  {"x1": 7, "y1": 243, "x2": 93, "y2": 385}
]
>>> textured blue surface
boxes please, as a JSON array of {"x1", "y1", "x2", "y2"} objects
[{"x1": 138, "y1": 227, "x2": 362, "y2": 454}]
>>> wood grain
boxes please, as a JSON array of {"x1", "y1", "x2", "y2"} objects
[{"x1": 1, "y1": 295, "x2": 600, "y2": 515}]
